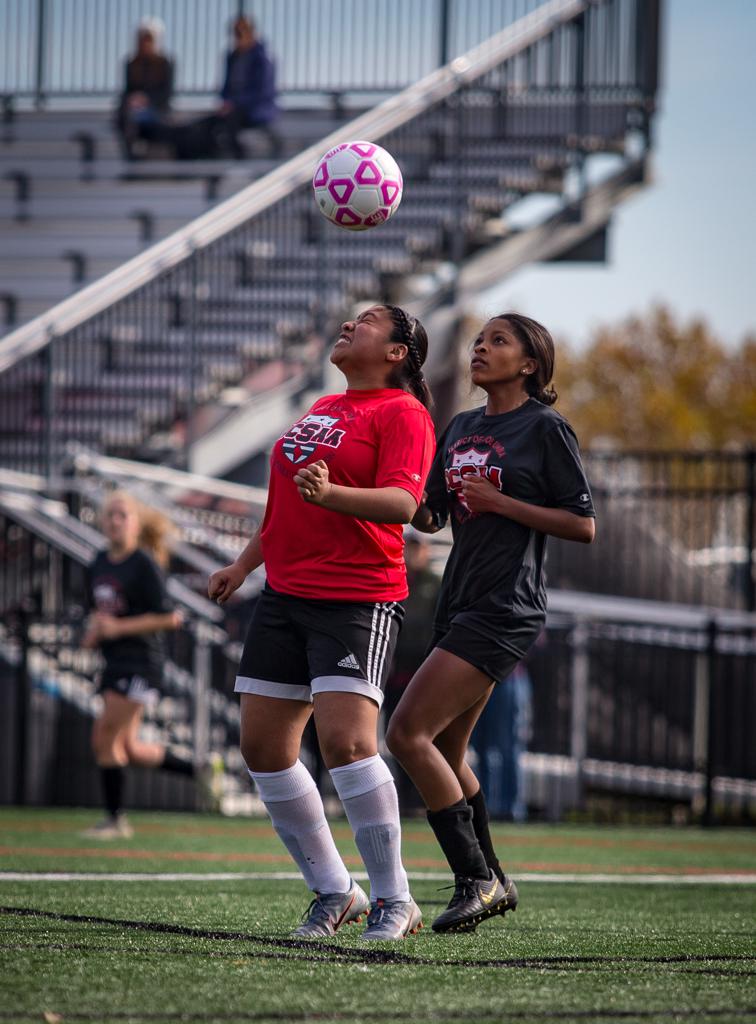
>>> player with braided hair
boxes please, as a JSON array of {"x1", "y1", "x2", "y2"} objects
[{"x1": 209, "y1": 304, "x2": 435, "y2": 941}]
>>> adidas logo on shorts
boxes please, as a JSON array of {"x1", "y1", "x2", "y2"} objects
[{"x1": 337, "y1": 653, "x2": 360, "y2": 671}]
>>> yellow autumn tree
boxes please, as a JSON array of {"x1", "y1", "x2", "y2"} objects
[{"x1": 554, "y1": 306, "x2": 756, "y2": 449}]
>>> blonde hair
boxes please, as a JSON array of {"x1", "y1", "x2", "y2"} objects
[{"x1": 103, "y1": 490, "x2": 174, "y2": 568}]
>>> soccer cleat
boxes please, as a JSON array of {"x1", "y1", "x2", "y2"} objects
[
  {"x1": 196, "y1": 753, "x2": 225, "y2": 813},
  {"x1": 431, "y1": 871, "x2": 518, "y2": 933},
  {"x1": 361, "y1": 897, "x2": 423, "y2": 941},
  {"x1": 292, "y1": 880, "x2": 370, "y2": 939},
  {"x1": 81, "y1": 815, "x2": 134, "y2": 840}
]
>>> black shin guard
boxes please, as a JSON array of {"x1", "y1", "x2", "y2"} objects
[
  {"x1": 161, "y1": 750, "x2": 195, "y2": 777},
  {"x1": 467, "y1": 788, "x2": 505, "y2": 883},
  {"x1": 427, "y1": 799, "x2": 490, "y2": 880},
  {"x1": 101, "y1": 766, "x2": 124, "y2": 819}
]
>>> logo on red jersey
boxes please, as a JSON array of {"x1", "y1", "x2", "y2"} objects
[{"x1": 280, "y1": 414, "x2": 346, "y2": 464}]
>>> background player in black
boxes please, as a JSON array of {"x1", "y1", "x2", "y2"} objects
[
  {"x1": 387, "y1": 313, "x2": 596, "y2": 932},
  {"x1": 83, "y1": 491, "x2": 201, "y2": 839}
]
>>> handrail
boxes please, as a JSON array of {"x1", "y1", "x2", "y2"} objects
[
  {"x1": 0, "y1": 468, "x2": 47, "y2": 492},
  {"x1": 71, "y1": 470, "x2": 264, "y2": 601},
  {"x1": 69, "y1": 446, "x2": 267, "y2": 506},
  {"x1": 0, "y1": 490, "x2": 94, "y2": 564},
  {"x1": 4, "y1": 480, "x2": 752, "y2": 634},
  {"x1": 547, "y1": 589, "x2": 756, "y2": 632},
  {"x1": 0, "y1": 487, "x2": 226, "y2": 622},
  {"x1": 0, "y1": 0, "x2": 585, "y2": 373}
]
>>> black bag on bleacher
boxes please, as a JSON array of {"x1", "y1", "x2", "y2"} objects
[{"x1": 171, "y1": 116, "x2": 220, "y2": 160}]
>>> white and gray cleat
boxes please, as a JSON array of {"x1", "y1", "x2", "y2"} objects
[
  {"x1": 292, "y1": 879, "x2": 370, "y2": 939},
  {"x1": 81, "y1": 815, "x2": 134, "y2": 840},
  {"x1": 360, "y1": 897, "x2": 423, "y2": 941}
]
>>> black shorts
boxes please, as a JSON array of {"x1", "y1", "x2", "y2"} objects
[
  {"x1": 98, "y1": 666, "x2": 161, "y2": 705},
  {"x1": 428, "y1": 623, "x2": 530, "y2": 685},
  {"x1": 234, "y1": 586, "x2": 404, "y2": 708}
]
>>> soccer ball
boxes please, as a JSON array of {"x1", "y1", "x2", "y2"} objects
[{"x1": 312, "y1": 140, "x2": 403, "y2": 231}]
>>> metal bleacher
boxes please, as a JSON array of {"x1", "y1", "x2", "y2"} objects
[
  {"x1": 0, "y1": 0, "x2": 662, "y2": 480},
  {"x1": 0, "y1": 106, "x2": 358, "y2": 327}
]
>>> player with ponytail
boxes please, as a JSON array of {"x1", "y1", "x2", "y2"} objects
[
  {"x1": 209, "y1": 304, "x2": 435, "y2": 941},
  {"x1": 387, "y1": 312, "x2": 596, "y2": 934},
  {"x1": 83, "y1": 491, "x2": 208, "y2": 839}
]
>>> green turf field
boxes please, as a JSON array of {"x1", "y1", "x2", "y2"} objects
[{"x1": 1, "y1": 809, "x2": 754, "y2": 1023}]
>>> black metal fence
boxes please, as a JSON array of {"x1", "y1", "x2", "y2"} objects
[
  {"x1": 2, "y1": 0, "x2": 553, "y2": 104},
  {"x1": 525, "y1": 605, "x2": 756, "y2": 821},
  {"x1": 549, "y1": 450, "x2": 756, "y2": 611},
  {"x1": 1, "y1": 497, "x2": 754, "y2": 822}
]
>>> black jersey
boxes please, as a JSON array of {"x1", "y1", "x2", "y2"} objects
[
  {"x1": 88, "y1": 548, "x2": 173, "y2": 676},
  {"x1": 425, "y1": 399, "x2": 595, "y2": 655}
]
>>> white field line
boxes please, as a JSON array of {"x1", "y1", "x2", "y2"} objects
[{"x1": 1, "y1": 871, "x2": 755, "y2": 885}]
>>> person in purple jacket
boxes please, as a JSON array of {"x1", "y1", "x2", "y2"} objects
[{"x1": 216, "y1": 16, "x2": 283, "y2": 159}]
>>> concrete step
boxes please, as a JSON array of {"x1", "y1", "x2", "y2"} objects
[
  {"x1": 0, "y1": 236, "x2": 147, "y2": 259},
  {"x1": 1, "y1": 106, "x2": 365, "y2": 140},
  {"x1": 0, "y1": 250, "x2": 140, "y2": 274},
  {"x1": 0, "y1": 277, "x2": 81, "y2": 302},
  {"x1": 0, "y1": 156, "x2": 275, "y2": 185},
  {"x1": 0, "y1": 217, "x2": 188, "y2": 238},
  {"x1": 0, "y1": 173, "x2": 214, "y2": 197},
  {"x1": 0, "y1": 195, "x2": 216, "y2": 219}
]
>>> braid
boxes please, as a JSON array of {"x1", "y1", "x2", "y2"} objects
[
  {"x1": 383, "y1": 304, "x2": 432, "y2": 409},
  {"x1": 386, "y1": 305, "x2": 423, "y2": 379}
]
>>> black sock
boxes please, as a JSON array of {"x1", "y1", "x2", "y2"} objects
[
  {"x1": 467, "y1": 788, "x2": 505, "y2": 883},
  {"x1": 101, "y1": 766, "x2": 124, "y2": 819},
  {"x1": 161, "y1": 750, "x2": 195, "y2": 777},
  {"x1": 427, "y1": 799, "x2": 490, "y2": 880}
]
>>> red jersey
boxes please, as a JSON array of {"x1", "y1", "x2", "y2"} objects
[{"x1": 262, "y1": 388, "x2": 436, "y2": 601}]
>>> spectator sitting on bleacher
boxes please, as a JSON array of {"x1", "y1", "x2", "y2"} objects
[
  {"x1": 115, "y1": 17, "x2": 174, "y2": 161},
  {"x1": 215, "y1": 15, "x2": 282, "y2": 159}
]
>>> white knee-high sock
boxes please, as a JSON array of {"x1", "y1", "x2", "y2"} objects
[
  {"x1": 249, "y1": 761, "x2": 351, "y2": 895},
  {"x1": 329, "y1": 754, "x2": 410, "y2": 903}
]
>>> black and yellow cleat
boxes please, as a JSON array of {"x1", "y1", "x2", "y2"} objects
[{"x1": 431, "y1": 871, "x2": 518, "y2": 933}]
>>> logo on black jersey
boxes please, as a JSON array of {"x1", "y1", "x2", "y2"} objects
[
  {"x1": 92, "y1": 579, "x2": 127, "y2": 615},
  {"x1": 280, "y1": 414, "x2": 346, "y2": 463},
  {"x1": 446, "y1": 447, "x2": 503, "y2": 491},
  {"x1": 445, "y1": 447, "x2": 504, "y2": 515}
]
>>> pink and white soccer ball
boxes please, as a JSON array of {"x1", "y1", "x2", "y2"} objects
[{"x1": 312, "y1": 140, "x2": 403, "y2": 231}]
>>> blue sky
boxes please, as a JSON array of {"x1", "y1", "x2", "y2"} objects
[{"x1": 480, "y1": 0, "x2": 756, "y2": 348}]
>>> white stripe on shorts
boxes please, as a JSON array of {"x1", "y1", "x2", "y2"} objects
[
  {"x1": 367, "y1": 603, "x2": 389, "y2": 688},
  {"x1": 311, "y1": 675, "x2": 384, "y2": 708},
  {"x1": 365, "y1": 603, "x2": 380, "y2": 687},
  {"x1": 234, "y1": 675, "x2": 313, "y2": 703},
  {"x1": 374, "y1": 602, "x2": 397, "y2": 688}
]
